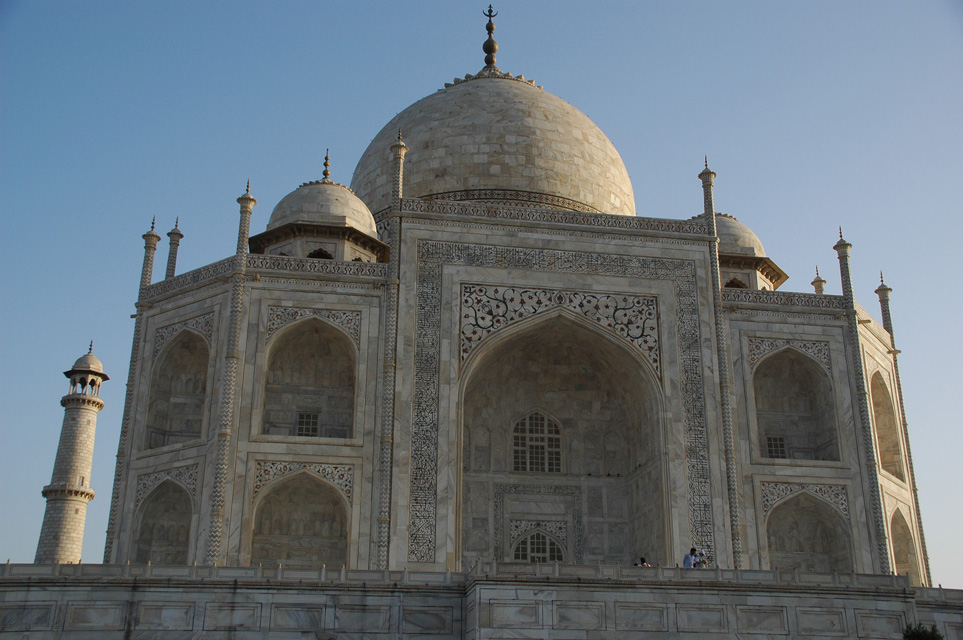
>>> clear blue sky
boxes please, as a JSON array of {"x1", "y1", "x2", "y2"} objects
[{"x1": 1, "y1": 2, "x2": 960, "y2": 587}]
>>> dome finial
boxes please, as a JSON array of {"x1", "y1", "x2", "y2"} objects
[
  {"x1": 88, "y1": 340, "x2": 94, "y2": 354},
  {"x1": 174, "y1": 216, "x2": 179, "y2": 229},
  {"x1": 838, "y1": 226, "x2": 843, "y2": 240},
  {"x1": 323, "y1": 149, "x2": 331, "y2": 181},
  {"x1": 397, "y1": 129, "x2": 403, "y2": 142},
  {"x1": 483, "y1": 5, "x2": 499, "y2": 68},
  {"x1": 815, "y1": 265, "x2": 820, "y2": 277},
  {"x1": 880, "y1": 270, "x2": 885, "y2": 284},
  {"x1": 151, "y1": 216, "x2": 156, "y2": 231},
  {"x1": 704, "y1": 155, "x2": 708, "y2": 169}
]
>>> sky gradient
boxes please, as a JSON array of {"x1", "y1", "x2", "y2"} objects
[{"x1": 1, "y1": 1, "x2": 961, "y2": 587}]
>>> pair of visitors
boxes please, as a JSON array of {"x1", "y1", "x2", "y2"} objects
[
  {"x1": 683, "y1": 547, "x2": 697, "y2": 568},
  {"x1": 683, "y1": 547, "x2": 709, "y2": 568},
  {"x1": 634, "y1": 556, "x2": 651, "y2": 567}
]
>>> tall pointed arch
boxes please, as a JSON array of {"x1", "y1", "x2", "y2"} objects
[
  {"x1": 144, "y1": 330, "x2": 210, "y2": 450},
  {"x1": 130, "y1": 480, "x2": 193, "y2": 564},
  {"x1": 890, "y1": 509, "x2": 920, "y2": 586},
  {"x1": 460, "y1": 312, "x2": 666, "y2": 567},
  {"x1": 766, "y1": 492, "x2": 852, "y2": 573},
  {"x1": 753, "y1": 347, "x2": 838, "y2": 461},
  {"x1": 261, "y1": 317, "x2": 357, "y2": 438},
  {"x1": 250, "y1": 472, "x2": 349, "y2": 568}
]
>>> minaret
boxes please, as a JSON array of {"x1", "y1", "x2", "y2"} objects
[
  {"x1": 390, "y1": 131, "x2": 408, "y2": 202},
  {"x1": 165, "y1": 218, "x2": 184, "y2": 279},
  {"x1": 206, "y1": 182, "x2": 256, "y2": 564},
  {"x1": 875, "y1": 274, "x2": 932, "y2": 585},
  {"x1": 35, "y1": 344, "x2": 109, "y2": 564},
  {"x1": 834, "y1": 229, "x2": 890, "y2": 572},
  {"x1": 699, "y1": 158, "x2": 743, "y2": 568},
  {"x1": 811, "y1": 266, "x2": 826, "y2": 294},
  {"x1": 140, "y1": 218, "x2": 161, "y2": 295}
]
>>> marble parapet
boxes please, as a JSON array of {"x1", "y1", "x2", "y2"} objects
[
  {"x1": 140, "y1": 256, "x2": 388, "y2": 302},
  {"x1": 374, "y1": 198, "x2": 711, "y2": 238},
  {"x1": 1, "y1": 564, "x2": 960, "y2": 638}
]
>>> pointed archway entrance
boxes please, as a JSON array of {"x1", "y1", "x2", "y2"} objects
[{"x1": 460, "y1": 313, "x2": 665, "y2": 567}]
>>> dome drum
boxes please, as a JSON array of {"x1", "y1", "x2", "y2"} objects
[
  {"x1": 249, "y1": 223, "x2": 388, "y2": 262},
  {"x1": 257, "y1": 171, "x2": 387, "y2": 262}
]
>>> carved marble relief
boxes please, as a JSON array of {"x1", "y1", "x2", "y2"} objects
[
  {"x1": 747, "y1": 337, "x2": 831, "y2": 371},
  {"x1": 760, "y1": 481, "x2": 849, "y2": 519},
  {"x1": 494, "y1": 484, "x2": 583, "y2": 563},
  {"x1": 460, "y1": 285, "x2": 660, "y2": 377},
  {"x1": 510, "y1": 520, "x2": 568, "y2": 545},
  {"x1": 265, "y1": 306, "x2": 362, "y2": 345},
  {"x1": 410, "y1": 240, "x2": 711, "y2": 563},
  {"x1": 253, "y1": 461, "x2": 353, "y2": 505},
  {"x1": 135, "y1": 464, "x2": 199, "y2": 510},
  {"x1": 153, "y1": 312, "x2": 215, "y2": 357}
]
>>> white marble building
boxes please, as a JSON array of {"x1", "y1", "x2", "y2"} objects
[{"x1": 8, "y1": 10, "x2": 960, "y2": 639}]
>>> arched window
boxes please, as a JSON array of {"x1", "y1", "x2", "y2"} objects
[
  {"x1": 145, "y1": 331, "x2": 209, "y2": 450},
  {"x1": 513, "y1": 531, "x2": 564, "y2": 563},
  {"x1": 251, "y1": 474, "x2": 348, "y2": 568},
  {"x1": 512, "y1": 411, "x2": 561, "y2": 473},
  {"x1": 131, "y1": 481, "x2": 192, "y2": 564},
  {"x1": 767, "y1": 493, "x2": 852, "y2": 573},
  {"x1": 871, "y1": 373, "x2": 905, "y2": 480},
  {"x1": 307, "y1": 247, "x2": 333, "y2": 259},
  {"x1": 262, "y1": 319, "x2": 355, "y2": 438},
  {"x1": 724, "y1": 277, "x2": 749, "y2": 289},
  {"x1": 754, "y1": 349, "x2": 838, "y2": 461}
]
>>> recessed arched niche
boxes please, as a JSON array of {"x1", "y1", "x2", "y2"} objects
[
  {"x1": 871, "y1": 373, "x2": 905, "y2": 480},
  {"x1": 460, "y1": 314, "x2": 664, "y2": 567},
  {"x1": 261, "y1": 319, "x2": 356, "y2": 439},
  {"x1": 754, "y1": 349, "x2": 838, "y2": 461},
  {"x1": 144, "y1": 331, "x2": 209, "y2": 450},
  {"x1": 250, "y1": 474, "x2": 348, "y2": 568},
  {"x1": 890, "y1": 509, "x2": 920, "y2": 586},
  {"x1": 766, "y1": 493, "x2": 852, "y2": 573},
  {"x1": 131, "y1": 481, "x2": 192, "y2": 564}
]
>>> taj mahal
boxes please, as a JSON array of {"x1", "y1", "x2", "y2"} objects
[{"x1": 2, "y1": 8, "x2": 961, "y2": 639}]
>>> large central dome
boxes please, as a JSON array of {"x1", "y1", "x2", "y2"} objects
[{"x1": 350, "y1": 71, "x2": 636, "y2": 217}]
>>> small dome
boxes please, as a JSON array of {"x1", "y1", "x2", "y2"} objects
[
  {"x1": 716, "y1": 214, "x2": 766, "y2": 257},
  {"x1": 267, "y1": 179, "x2": 377, "y2": 239},
  {"x1": 65, "y1": 346, "x2": 108, "y2": 380},
  {"x1": 351, "y1": 72, "x2": 635, "y2": 217}
]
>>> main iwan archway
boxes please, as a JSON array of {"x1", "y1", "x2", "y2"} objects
[{"x1": 459, "y1": 313, "x2": 665, "y2": 568}]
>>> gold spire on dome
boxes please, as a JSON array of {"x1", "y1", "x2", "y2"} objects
[
  {"x1": 88, "y1": 340, "x2": 94, "y2": 354},
  {"x1": 323, "y1": 150, "x2": 332, "y2": 182},
  {"x1": 483, "y1": 5, "x2": 498, "y2": 68}
]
